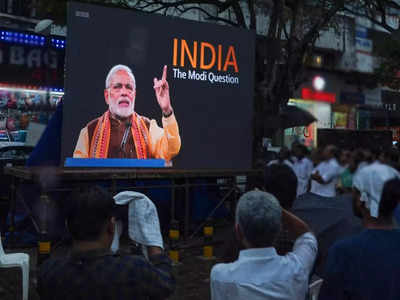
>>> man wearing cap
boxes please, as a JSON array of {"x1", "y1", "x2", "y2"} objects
[
  {"x1": 319, "y1": 163, "x2": 400, "y2": 300},
  {"x1": 211, "y1": 190, "x2": 318, "y2": 300},
  {"x1": 73, "y1": 64, "x2": 181, "y2": 160}
]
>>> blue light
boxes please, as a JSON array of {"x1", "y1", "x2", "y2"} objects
[
  {"x1": 61, "y1": 40, "x2": 64, "y2": 44},
  {"x1": 0, "y1": 37, "x2": 3, "y2": 40},
  {"x1": 40, "y1": 42, "x2": 44, "y2": 46},
  {"x1": 41, "y1": 37, "x2": 44, "y2": 41}
]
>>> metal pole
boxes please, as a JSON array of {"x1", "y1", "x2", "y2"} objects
[{"x1": 184, "y1": 178, "x2": 190, "y2": 240}]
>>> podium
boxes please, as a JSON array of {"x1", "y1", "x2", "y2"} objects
[{"x1": 64, "y1": 158, "x2": 166, "y2": 168}]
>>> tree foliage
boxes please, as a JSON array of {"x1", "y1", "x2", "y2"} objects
[{"x1": 375, "y1": 37, "x2": 400, "y2": 90}]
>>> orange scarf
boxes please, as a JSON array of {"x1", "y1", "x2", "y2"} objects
[{"x1": 89, "y1": 111, "x2": 149, "y2": 158}]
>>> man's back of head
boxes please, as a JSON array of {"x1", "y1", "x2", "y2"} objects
[
  {"x1": 264, "y1": 164, "x2": 297, "y2": 210},
  {"x1": 236, "y1": 190, "x2": 282, "y2": 248},
  {"x1": 67, "y1": 185, "x2": 114, "y2": 242}
]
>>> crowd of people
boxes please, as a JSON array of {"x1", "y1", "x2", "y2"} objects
[
  {"x1": 269, "y1": 142, "x2": 400, "y2": 198},
  {"x1": 34, "y1": 143, "x2": 400, "y2": 300}
]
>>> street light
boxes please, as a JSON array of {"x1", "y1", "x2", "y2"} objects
[
  {"x1": 34, "y1": 19, "x2": 53, "y2": 36},
  {"x1": 34, "y1": 18, "x2": 53, "y2": 108},
  {"x1": 33, "y1": 18, "x2": 53, "y2": 265}
]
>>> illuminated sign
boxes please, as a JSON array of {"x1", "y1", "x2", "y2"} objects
[{"x1": 301, "y1": 88, "x2": 336, "y2": 103}]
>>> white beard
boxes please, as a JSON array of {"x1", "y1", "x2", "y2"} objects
[{"x1": 108, "y1": 96, "x2": 135, "y2": 118}]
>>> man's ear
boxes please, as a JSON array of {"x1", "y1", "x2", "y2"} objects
[
  {"x1": 104, "y1": 89, "x2": 109, "y2": 105},
  {"x1": 107, "y1": 216, "x2": 116, "y2": 236},
  {"x1": 235, "y1": 223, "x2": 243, "y2": 244}
]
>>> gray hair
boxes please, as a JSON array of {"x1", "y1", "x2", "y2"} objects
[
  {"x1": 105, "y1": 64, "x2": 136, "y2": 89},
  {"x1": 236, "y1": 190, "x2": 282, "y2": 248}
]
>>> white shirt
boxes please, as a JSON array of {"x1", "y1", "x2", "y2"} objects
[
  {"x1": 310, "y1": 158, "x2": 342, "y2": 197},
  {"x1": 210, "y1": 233, "x2": 318, "y2": 300},
  {"x1": 293, "y1": 157, "x2": 314, "y2": 196}
]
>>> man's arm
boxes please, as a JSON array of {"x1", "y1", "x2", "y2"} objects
[
  {"x1": 143, "y1": 246, "x2": 176, "y2": 300},
  {"x1": 282, "y1": 209, "x2": 312, "y2": 239},
  {"x1": 283, "y1": 209, "x2": 318, "y2": 271},
  {"x1": 318, "y1": 244, "x2": 346, "y2": 300},
  {"x1": 73, "y1": 127, "x2": 89, "y2": 158},
  {"x1": 148, "y1": 114, "x2": 181, "y2": 161},
  {"x1": 150, "y1": 66, "x2": 181, "y2": 161},
  {"x1": 313, "y1": 162, "x2": 342, "y2": 185}
]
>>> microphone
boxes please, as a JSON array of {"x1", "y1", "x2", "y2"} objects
[{"x1": 120, "y1": 121, "x2": 132, "y2": 155}]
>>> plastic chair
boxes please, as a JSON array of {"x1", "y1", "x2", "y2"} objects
[
  {"x1": 0, "y1": 233, "x2": 30, "y2": 300},
  {"x1": 309, "y1": 279, "x2": 323, "y2": 300}
]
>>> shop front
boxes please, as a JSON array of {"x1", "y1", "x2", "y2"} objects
[
  {"x1": 284, "y1": 98, "x2": 333, "y2": 148},
  {"x1": 0, "y1": 28, "x2": 65, "y2": 145}
]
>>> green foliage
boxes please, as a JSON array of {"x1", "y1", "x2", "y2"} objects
[{"x1": 375, "y1": 37, "x2": 400, "y2": 90}]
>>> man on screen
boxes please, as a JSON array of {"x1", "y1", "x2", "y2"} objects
[{"x1": 73, "y1": 64, "x2": 181, "y2": 160}]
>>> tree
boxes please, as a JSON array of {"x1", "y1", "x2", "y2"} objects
[
  {"x1": 35, "y1": 0, "x2": 400, "y2": 161},
  {"x1": 343, "y1": 1, "x2": 400, "y2": 90}
]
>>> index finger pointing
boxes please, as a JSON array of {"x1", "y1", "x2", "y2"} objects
[{"x1": 162, "y1": 65, "x2": 167, "y2": 81}]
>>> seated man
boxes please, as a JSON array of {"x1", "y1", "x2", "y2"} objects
[
  {"x1": 211, "y1": 190, "x2": 318, "y2": 300},
  {"x1": 37, "y1": 186, "x2": 175, "y2": 300},
  {"x1": 319, "y1": 164, "x2": 400, "y2": 300}
]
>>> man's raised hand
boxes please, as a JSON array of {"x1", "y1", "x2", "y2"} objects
[{"x1": 153, "y1": 65, "x2": 172, "y2": 115}]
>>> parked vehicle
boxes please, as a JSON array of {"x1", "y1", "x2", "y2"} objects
[{"x1": 0, "y1": 144, "x2": 34, "y2": 171}]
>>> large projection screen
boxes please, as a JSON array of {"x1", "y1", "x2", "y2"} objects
[{"x1": 62, "y1": 2, "x2": 255, "y2": 169}]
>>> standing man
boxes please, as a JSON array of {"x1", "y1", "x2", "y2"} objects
[
  {"x1": 319, "y1": 164, "x2": 400, "y2": 300},
  {"x1": 292, "y1": 143, "x2": 313, "y2": 197},
  {"x1": 211, "y1": 190, "x2": 318, "y2": 300},
  {"x1": 73, "y1": 64, "x2": 181, "y2": 160},
  {"x1": 310, "y1": 145, "x2": 343, "y2": 198}
]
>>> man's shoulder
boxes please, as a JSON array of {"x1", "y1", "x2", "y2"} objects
[
  {"x1": 136, "y1": 113, "x2": 151, "y2": 129},
  {"x1": 86, "y1": 117, "x2": 101, "y2": 128},
  {"x1": 329, "y1": 232, "x2": 365, "y2": 256},
  {"x1": 211, "y1": 261, "x2": 238, "y2": 282}
]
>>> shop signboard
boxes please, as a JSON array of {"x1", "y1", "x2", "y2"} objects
[
  {"x1": 340, "y1": 91, "x2": 365, "y2": 105},
  {"x1": 0, "y1": 28, "x2": 65, "y2": 88},
  {"x1": 364, "y1": 87, "x2": 381, "y2": 106}
]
